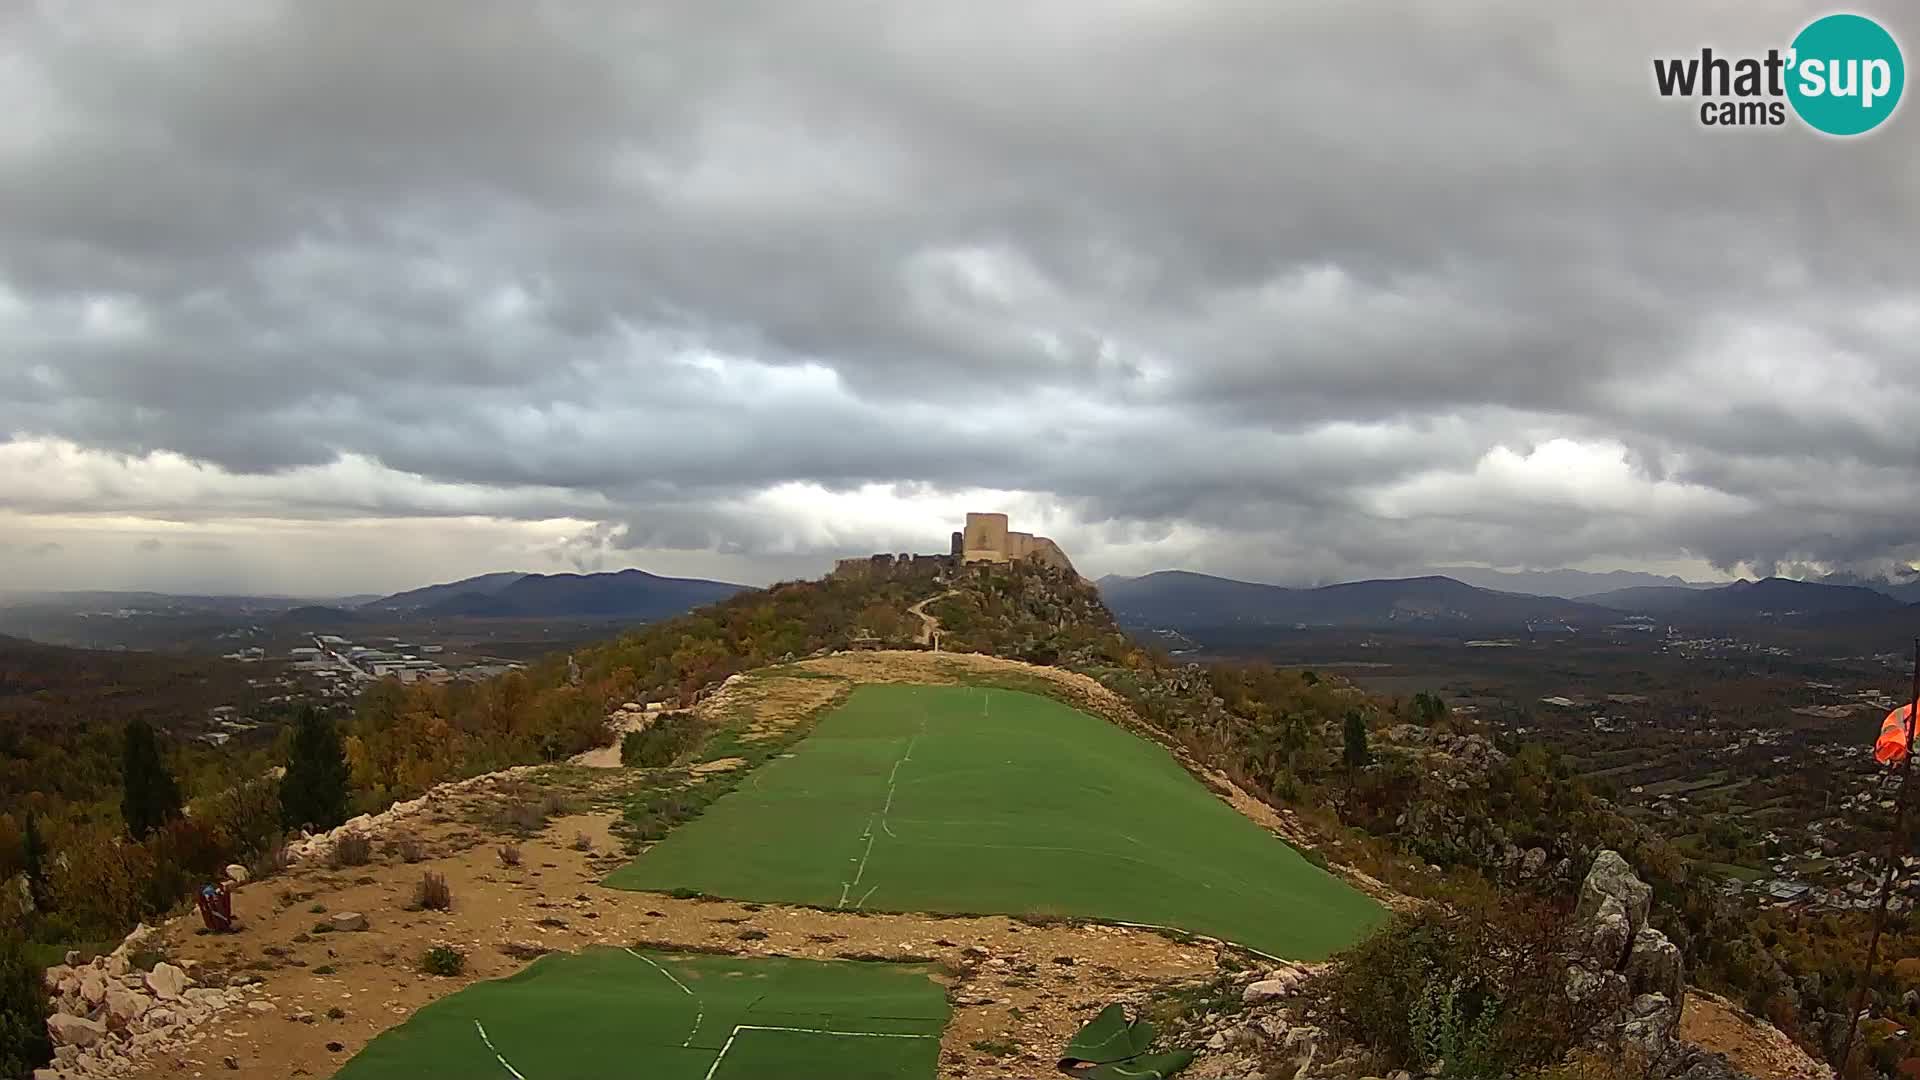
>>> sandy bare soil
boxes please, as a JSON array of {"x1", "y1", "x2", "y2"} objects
[{"x1": 1682, "y1": 990, "x2": 1832, "y2": 1080}]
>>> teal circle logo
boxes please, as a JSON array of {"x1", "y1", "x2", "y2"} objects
[{"x1": 1787, "y1": 13, "x2": 1904, "y2": 135}]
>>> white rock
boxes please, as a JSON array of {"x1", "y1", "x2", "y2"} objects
[
  {"x1": 78, "y1": 971, "x2": 108, "y2": 1006},
  {"x1": 103, "y1": 953, "x2": 128, "y2": 978},
  {"x1": 1242, "y1": 979, "x2": 1294, "y2": 1004},
  {"x1": 330, "y1": 912, "x2": 369, "y2": 932},
  {"x1": 43, "y1": 964, "x2": 73, "y2": 991},
  {"x1": 104, "y1": 988, "x2": 150, "y2": 1025},
  {"x1": 144, "y1": 963, "x2": 191, "y2": 1001},
  {"x1": 224, "y1": 863, "x2": 250, "y2": 884},
  {"x1": 246, "y1": 1001, "x2": 274, "y2": 1015},
  {"x1": 48, "y1": 1013, "x2": 106, "y2": 1047}
]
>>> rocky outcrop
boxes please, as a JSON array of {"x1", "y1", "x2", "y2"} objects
[{"x1": 1568, "y1": 850, "x2": 1760, "y2": 1080}]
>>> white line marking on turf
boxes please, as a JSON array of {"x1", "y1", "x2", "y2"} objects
[
  {"x1": 701, "y1": 1024, "x2": 938, "y2": 1080},
  {"x1": 474, "y1": 1020, "x2": 528, "y2": 1080},
  {"x1": 626, "y1": 948, "x2": 703, "y2": 1047},
  {"x1": 856, "y1": 883, "x2": 879, "y2": 908}
]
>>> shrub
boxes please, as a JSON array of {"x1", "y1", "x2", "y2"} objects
[
  {"x1": 420, "y1": 945, "x2": 466, "y2": 977},
  {"x1": 385, "y1": 835, "x2": 424, "y2": 864},
  {"x1": 571, "y1": 833, "x2": 593, "y2": 852},
  {"x1": 497, "y1": 845, "x2": 522, "y2": 868},
  {"x1": 1318, "y1": 894, "x2": 1589, "y2": 1078},
  {"x1": 199, "y1": 776, "x2": 283, "y2": 866},
  {"x1": 329, "y1": 831, "x2": 372, "y2": 869},
  {"x1": 620, "y1": 713, "x2": 707, "y2": 768},
  {"x1": 0, "y1": 934, "x2": 50, "y2": 1078},
  {"x1": 413, "y1": 871, "x2": 452, "y2": 912}
]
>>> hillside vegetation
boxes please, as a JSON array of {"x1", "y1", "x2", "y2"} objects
[{"x1": 6, "y1": 557, "x2": 1899, "y2": 1075}]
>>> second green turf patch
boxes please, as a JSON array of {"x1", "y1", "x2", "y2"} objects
[
  {"x1": 607, "y1": 683, "x2": 1384, "y2": 959},
  {"x1": 331, "y1": 948, "x2": 948, "y2": 1080}
]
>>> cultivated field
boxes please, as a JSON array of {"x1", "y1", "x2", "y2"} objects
[
  {"x1": 333, "y1": 947, "x2": 949, "y2": 1080},
  {"x1": 608, "y1": 684, "x2": 1384, "y2": 959}
]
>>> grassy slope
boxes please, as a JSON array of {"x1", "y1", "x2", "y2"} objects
[
  {"x1": 332, "y1": 948, "x2": 948, "y2": 1080},
  {"x1": 608, "y1": 684, "x2": 1385, "y2": 960}
]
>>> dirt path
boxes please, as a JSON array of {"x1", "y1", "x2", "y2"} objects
[{"x1": 907, "y1": 590, "x2": 956, "y2": 646}]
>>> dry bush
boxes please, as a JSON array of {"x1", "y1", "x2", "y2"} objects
[
  {"x1": 329, "y1": 831, "x2": 372, "y2": 869},
  {"x1": 411, "y1": 871, "x2": 452, "y2": 912},
  {"x1": 384, "y1": 835, "x2": 425, "y2": 864},
  {"x1": 571, "y1": 833, "x2": 593, "y2": 852},
  {"x1": 497, "y1": 845, "x2": 522, "y2": 868}
]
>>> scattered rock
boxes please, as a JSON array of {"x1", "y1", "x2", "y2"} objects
[
  {"x1": 330, "y1": 912, "x2": 369, "y2": 933},
  {"x1": 145, "y1": 962, "x2": 192, "y2": 1001},
  {"x1": 1242, "y1": 979, "x2": 1293, "y2": 1004},
  {"x1": 47, "y1": 1013, "x2": 106, "y2": 1048},
  {"x1": 225, "y1": 864, "x2": 250, "y2": 885}
]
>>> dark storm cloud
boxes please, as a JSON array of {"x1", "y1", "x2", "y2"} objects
[{"x1": 2, "y1": 0, "x2": 1917, "y2": 587}]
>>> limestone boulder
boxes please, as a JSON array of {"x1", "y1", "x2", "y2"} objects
[
  {"x1": 1521, "y1": 847, "x2": 1547, "y2": 877},
  {"x1": 1583, "y1": 893, "x2": 1634, "y2": 971},
  {"x1": 225, "y1": 863, "x2": 250, "y2": 885},
  {"x1": 1242, "y1": 979, "x2": 1293, "y2": 1004},
  {"x1": 145, "y1": 962, "x2": 191, "y2": 1000},
  {"x1": 42, "y1": 964, "x2": 72, "y2": 991},
  {"x1": 1577, "y1": 850, "x2": 1652, "y2": 935},
  {"x1": 104, "y1": 987, "x2": 150, "y2": 1026},
  {"x1": 78, "y1": 970, "x2": 109, "y2": 1006},
  {"x1": 330, "y1": 911, "x2": 369, "y2": 933},
  {"x1": 1626, "y1": 926, "x2": 1686, "y2": 1001},
  {"x1": 47, "y1": 1013, "x2": 106, "y2": 1047}
]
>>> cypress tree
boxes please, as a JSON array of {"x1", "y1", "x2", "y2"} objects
[
  {"x1": 280, "y1": 707, "x2": 351, "y2": 832},
  {"x1": 1343, "y1": 710, "x2": 1371, "y2": 770},
  {"x1": 121, "y1": 719, "x2": 183, "y2": 840},
  {"x1": 20, "y1": 811, "x2": 48, "y2": 913},
  {"x1": 0, "y1": 932, "x2": 51, "y2": 1078}
]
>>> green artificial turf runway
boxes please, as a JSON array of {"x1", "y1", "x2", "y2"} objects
[
  {"x1": 331, "y1": 948, "x2": 949, "y2": 1080},
  {"x1": 606, "y1": 684, "x2": 1384, "y2": 959}
]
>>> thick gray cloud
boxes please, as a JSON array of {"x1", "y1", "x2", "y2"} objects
[{"x1": 2, "y1": 0, "x2": 1917, "y2": 593}]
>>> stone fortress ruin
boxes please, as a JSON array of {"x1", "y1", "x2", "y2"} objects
[
  {"x1": 833, "y1": 512, "x2": 1076, "y2": 580},
  {"x1": 952, "y1": 512, "x2": 1075, "y2": 573}
]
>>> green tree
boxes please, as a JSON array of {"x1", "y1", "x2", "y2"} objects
[
  {"x1": 281, "y1": 707, "x2": 351, "y2": 832},
  {"x1": 20, "y1": 811, "x2": 48, "y2": 914},
  {"x1": 120, "y1": 719, "x2": 183, "y2": 841},
  {"x1": 0, "y1": 933, "x2": 51, "y2": 1076},
  {"x1": 1343, "y1": 710, "x2": 1371, "y2": 770}
]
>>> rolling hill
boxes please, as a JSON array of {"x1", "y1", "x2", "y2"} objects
[
  {"x1": 386, "y1": 568, "x2": 746, "y2": 619},
  {"x1": 1098, "y1": 571, "x2": 1614, "y2": 630},
  {"x1": 359, "y1": 572, "x2": 531, "y2": 614}
]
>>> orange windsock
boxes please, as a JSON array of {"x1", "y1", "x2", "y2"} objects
[{"x1": 1876, "y1": 704, "x2": 1915, "y2": 765}]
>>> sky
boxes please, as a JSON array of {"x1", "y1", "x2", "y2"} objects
[{"x1": 3, "y1": 0, "x2": 1918, "y2": 596}]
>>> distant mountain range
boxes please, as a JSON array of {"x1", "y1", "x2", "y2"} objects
[
  {"x1": 1427, "y1": 567, "x2": 1721, "y2": 599},
  {"x1": 1098, "y1": 569, "x2": 1920, "y2": 632},
  {"x1": 359, "y1": 569, "x2": 745, "y2": 620},
  {"x1": 1097, "y1": 571, "x2": 1615, "y2": 630},
  {"x1": 1580, "y1": 576, "x2": 1905, "y2": 618}
]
